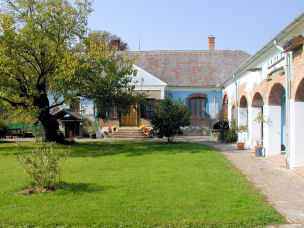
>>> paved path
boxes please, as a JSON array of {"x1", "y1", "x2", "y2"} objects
[{"x1": 183, "y1": 138, "x2": 304, "y2": 226}]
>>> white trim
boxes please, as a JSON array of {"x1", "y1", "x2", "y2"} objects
[
  {"x1": 134, "y1": 85, "x2": 167, "y2": 99},
  {"x1": 133, "y1": 64, "x2": 167, "y2": 86},
  {"x1": 166, "y1": 86, "x2": 222, "y2": 91},
  {"x1": 134, "y1": 85, "x2": 166, "y2": 91}
]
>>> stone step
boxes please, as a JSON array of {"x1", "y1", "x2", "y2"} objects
[
  {"x1": 108, "y1": 127, "x2": 150, "y2": 138},
  {"x1": 115, "y1": 130, "x2": 141, "y2": 133},
  {"x1": 109, "y1": 135, "x2": 149, "y2": 138},
  {"x1": 113, "y1": 131, "x2": 143, "y2": 134}
]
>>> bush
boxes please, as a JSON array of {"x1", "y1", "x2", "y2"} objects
[
  {"x1": 0, "y1": 119, "x2": 8, "y2": 138},
  {"x1": 83, "y1": 120, "x2": 99, "y2": 135},
  {"x1": 225, "y1": 129, "x2": 238, "y2": 143},
  {"x1": 18, "y1": 143, "x2": 70, "y2": 189},
  {"x1": 212, "y1": 119, "x2": 229, "y2": 130},
  {"x1": 151, "y1": 95, "x2": 190, "y2": 143}
]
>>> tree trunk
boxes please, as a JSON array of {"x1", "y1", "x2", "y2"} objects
[
  {"x1": 35, "y1": 92, "x2": 65, "y2": 143},
  {"x1": 39, "y1": 109, "x2": 65, "y2": 143}
]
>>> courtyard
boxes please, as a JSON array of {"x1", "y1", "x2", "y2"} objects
[{"x1": 0, "y1": 141, "x2": 285, "y2": 227}]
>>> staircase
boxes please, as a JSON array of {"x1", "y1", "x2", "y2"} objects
[{"x1": 108, "y1": 127, "x2": 149, "y2": 138}]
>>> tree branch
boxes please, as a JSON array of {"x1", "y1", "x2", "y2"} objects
[
  {"x1": 49, "y1": 100, "x2": 65, "y2": 109},
  {"x1": 0, "y1": 96, "x2": 28, "y2": 107}
]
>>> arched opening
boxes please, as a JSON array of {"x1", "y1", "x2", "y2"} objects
[
  {"x1": 239, "y1": 96, "x2": 248, "y2": 127},
  {"x1": 251, "y1": 92, "x2": 264, "y2": 146},
  {"x1": 222, "y1": 95, "x2": 228, "y2": 120},
  {"x1": 291, "y1": 78, "x2": 304, "y2": 167},
  {"x1": 266, "y1": 83, "x2": 286, "y2": 155}
]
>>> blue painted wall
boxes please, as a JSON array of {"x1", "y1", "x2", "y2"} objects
[{"x1": 165, "y1": 90, "x2": 222, "y2": 119}]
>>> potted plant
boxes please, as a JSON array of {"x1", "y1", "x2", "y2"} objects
[
  {"x1": 113, "y1": 125, "x2": 117, "y2": 132},
  {"x1": 255, "y1": 145, "x2": 263, "y2": 156},
  {"x1": 108, "y1": 125, "x2": 112, "y2": 133},
  {"x1": 145, "y1": 128, "x2": 150, "y2": 137},
  {"x1": 254, "y1": 111, "x2": 265, "y2": 155},
  {"x1": 254, "y1": 111, "x2": 265, "y2": 123},
  {"x1": 237, "y1": 125, "x2": 248, "y2": 150}
]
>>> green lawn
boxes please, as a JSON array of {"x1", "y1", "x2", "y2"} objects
[{"x1": 0, "y1": 141, "x2": 284, "y2": 227}]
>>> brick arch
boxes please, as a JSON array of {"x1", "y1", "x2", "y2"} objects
[
  {"x1": 239, "y1": 95, "x2": 248, "y2": 108},
  {"x1": 268, "y1": 83, "x2": 285, "y2": 106},
  {"x1": 222, "y1": 92, "x2": 229, "y2": 105},
  {"x1": 188, "y1": 93, "x2": 207, "y2": 99},
  {"x1": 251, "y1": 92, "x2": 264, "y2": 107},
  {"x1": 295, "y1": 77, "x2": 304, "y2": 102},
  {"x1": 222, "y1": 93, "x2": 229, "y2": 120}
]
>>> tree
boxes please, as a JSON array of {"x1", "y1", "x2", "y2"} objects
[
  {"x1": 0, "y1": 0, "x2": 92, "y2": 142},
  {"x1": 72, "y1": 39, "x2": 146, "y2": 117},
  {"x1": 87, "y1": 30, "x2": 129, "y2": 51},
  {"x1": 151, "y1": 94, "x2": 190, "y2": 143}
]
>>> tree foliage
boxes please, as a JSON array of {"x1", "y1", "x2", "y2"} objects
[
  {"x1": 0, "y1": 0, "x2": 92, "y2": 142},
  {"x1": 151, "y1": 95, "x2": 190, "y2": 143},
  {"x1": 72, "y1": 40, "x2": 146, "y2": 116},
  {"x1": 87, "y1": 30, "x2": 129, "y2": 51}
]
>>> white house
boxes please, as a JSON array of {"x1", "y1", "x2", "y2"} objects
[{"x1": 221, "y1": 11, "x2": 304, "y2": 169}]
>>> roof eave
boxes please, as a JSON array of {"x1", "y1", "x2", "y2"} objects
[{"x1": 220, "y1": 11, "x2": 304, "y2": 88}]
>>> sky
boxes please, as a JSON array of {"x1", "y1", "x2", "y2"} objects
[{"x1": 88, "y1": 0, "x2": 304, "y2": 54}]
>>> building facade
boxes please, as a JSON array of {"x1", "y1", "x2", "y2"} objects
[{"x1": 222, "y1": 12, "x2": 304, "y2": 168}]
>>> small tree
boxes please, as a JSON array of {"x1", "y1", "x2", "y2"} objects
[{"x1": 151, "y1": 95, "x2": 190, "y2": 143}]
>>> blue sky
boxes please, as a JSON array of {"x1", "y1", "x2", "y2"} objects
[{"x1": 88, "y1": 0, "x2": 304, "y2": 54}]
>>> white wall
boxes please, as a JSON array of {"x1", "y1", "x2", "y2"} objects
[
  {"x1": 264, "y1": 105, "x2": 281, "y2": 156},
  {"x1": 290, "y1": 101, "x2": 304, "y2": 168}
]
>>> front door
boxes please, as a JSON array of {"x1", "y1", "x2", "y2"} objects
[
  {"x1": 121, "y1": 106, "x2": 138, "y2": 126},
  {"x1": 64, "y1": 121, "x2": 79, "y2": 138}
]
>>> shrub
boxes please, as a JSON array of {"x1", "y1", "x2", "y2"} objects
[
  {"x1": 0, "y1": 119, "x2": 8, "y2": 138},
  {"x1": 212, "y1": 119, "x2": 229, "y2": 130},
  {"x1": 84, "y1": 120, "x2": 99, "y2": 135},
  {"x1": 151, "y1": 94, "x2": 190, "y2": 143},
  {"x1": 18, "y1": 143, "x2": 70, "y2": 189},
  {"x1": 225, "y1": 129, "x2": 238, "y2": 143}
]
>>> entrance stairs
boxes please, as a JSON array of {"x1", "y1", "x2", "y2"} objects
[{"x1": 108, "y1": 127, "x2": 148, "y2": 139}]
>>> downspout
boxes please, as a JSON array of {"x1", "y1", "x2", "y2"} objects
[
  {"x1": 213, "y1": 88, "x2": 216, "y2": 119},
  {"x1": 274, "y1": 40, "x2": 291, "y2": 168},
  {"x1": 233, "y1": 74, "x2": 239, "y2": 126}
]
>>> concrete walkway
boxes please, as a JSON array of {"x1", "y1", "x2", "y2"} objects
[{"x1": 181, "y1": 137, "x2": 304, "y2": 226}]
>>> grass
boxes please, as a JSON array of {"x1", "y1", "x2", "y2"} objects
[{"x1": 0, "y1": 141, "x2": 285, "y2": 227}]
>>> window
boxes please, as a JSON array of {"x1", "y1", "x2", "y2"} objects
[
  {"x1": 69, "y1": 98, "x2": 80, "y2": 112},
  {"x1": 190, "y1": 97, "x2": 206, "y2": 117},
  {"x1": 140, "y1": 99, "x2": 157, "y2": 119},
  {"x1": 97, "y1": 103, "x2": 117, "y2": 119}
]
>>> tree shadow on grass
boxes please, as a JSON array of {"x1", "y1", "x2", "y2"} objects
[
  {"x1": 0, "y1": 141, "x2": 214, "y2": 157},
  {"x1": 69, "y1": 141, "x2": 213, "y2": 158},
  {"x1": 56, "y1": 182, "x2": 112, "y2": 194}
]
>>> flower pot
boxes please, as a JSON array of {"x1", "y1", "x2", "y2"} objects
[
  {"x1": 237, "y1": 142, "x2": 245, "y2": 150},
  {"x1": 255, "y1": 146, "x2": 263, "y2": 156}
]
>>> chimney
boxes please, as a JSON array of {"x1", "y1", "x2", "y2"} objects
[
  {"x1": 208, "y1": 35, "x2": 215, "y2": 51},
  {"x1": 111, "y1": 40, "x2": 120, "y2": 51}
]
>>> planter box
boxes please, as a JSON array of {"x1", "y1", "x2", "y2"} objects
[
  {"x1": 237, "y1": 142, "x2": 245, "y2": 150},
  {"x1": 210, "y1": 129, "x2": 224, "y2": 142},
  {"x1": 255, "y1": 146, "x2": 263, "y2": 156}
]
